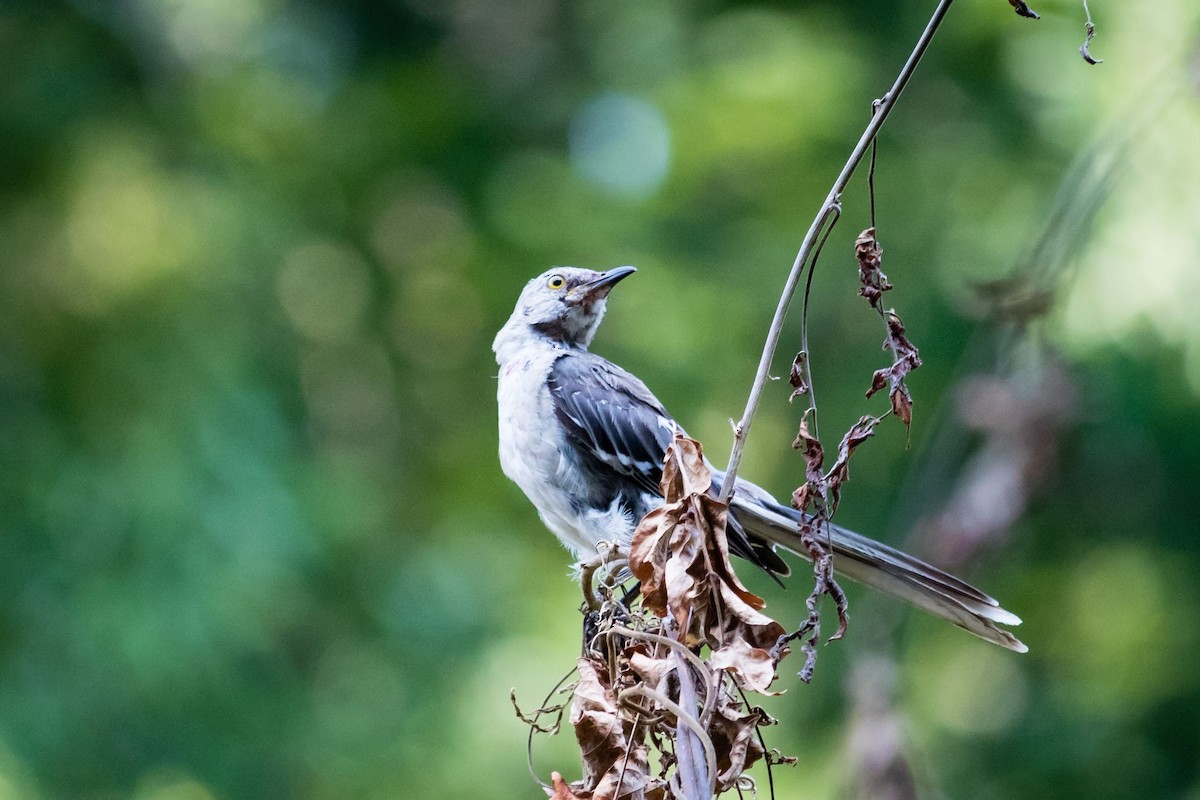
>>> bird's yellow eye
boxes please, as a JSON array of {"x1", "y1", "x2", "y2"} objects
[{"x1": 547, "y1": 274, "x2": 566, "y2": 290}]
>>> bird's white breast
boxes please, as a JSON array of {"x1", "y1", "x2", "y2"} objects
[{"x1": 497, "y1": 347, "x2": 633, "y2": 559}]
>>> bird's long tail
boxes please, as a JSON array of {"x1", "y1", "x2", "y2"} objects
[{"x1": 727, "y1": 482, "x2": 1027, "y2": 653}]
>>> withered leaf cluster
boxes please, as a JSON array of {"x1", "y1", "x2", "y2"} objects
[
  {"x1": 787, "y1": 413, "x2": 864, "y2": 680},
  {"x1": 793, "y1": 413, "x2": 882, "y2": 520},
  {"x1": 867, "y1": 311, "x2": 922, "y2": 427},
  {"x1": 855, "y1": 228, "x2": 922, "y2": 428},
  {"x1": 855, "y1": 226, "x2": 892, "y2": 310},
  {"x1": 630, "y1": 436, "x2": 786, "y2": 657},
  {"x1": 555, "y1": 657, "x2": 664, "y2": 800},
  {"x1": 544, "y1": 435, "x2": 790, "y2": 799}
]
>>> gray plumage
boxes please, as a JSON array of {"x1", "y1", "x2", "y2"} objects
[{"x1": 494, "y1": 266, "x2": 1026, "y2": 652}]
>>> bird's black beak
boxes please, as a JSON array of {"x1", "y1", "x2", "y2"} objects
[{"x1": 575, "y1": 266, "x2": 637, "y2": 300}]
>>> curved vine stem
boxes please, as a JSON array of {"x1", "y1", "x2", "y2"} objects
[{"x1": 718, "y1": 0, "x2": 956, "y2": 501}]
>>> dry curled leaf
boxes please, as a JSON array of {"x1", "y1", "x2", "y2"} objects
[
  {"x1": 710, "y1": 699, "x2": 768, "y2": 791},
  {"x1": 824, "y1": 415, "x2": 882, "y2": 514},
  {"x1": 790, "y1": 411, "x2": 825, "y2": 513},
  {"x1": 569, "y1": 657, "x2": 665, "y2": 800},
  {"x1": 1080, "y1": 22, "x2": 1101, "y2": 63},
  {"x1": 772, "y1": 519, "x2": 850, "y2": 683},
  {"x1": 630, "y1": 434, "x2": 784, "y2": 651},
  {"x1": 551, "y1": 772, "x2": 584, "y2": 800},
  {"x1": 1008, "y1": 0, "x2": 1040, "y2": 18},
  {"x1": 855, "y1": 228, "x2": 892, "y2": 309},
  {"x1": 709, "y1": 639, "x2": 779, "y2": 695},
  {"x1": 786, "y1": 410, "x2": 863, "y2": 681},
  {"x1": 788, "y1": 351, "x2": 810, "y2": 401},
  {"x1": 866, "y1": 311, "x2": 922, "y2": 428},
  {"x1": 624, "y1": 645, "x2": 673, "y2": 692},
  {"x1": 571, "y1": 657, "x2": 630, "y2": 783}
]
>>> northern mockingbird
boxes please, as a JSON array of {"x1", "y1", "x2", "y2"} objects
[{"x1": 494, "y1": 267, "x2": 1025, "y2": 652}]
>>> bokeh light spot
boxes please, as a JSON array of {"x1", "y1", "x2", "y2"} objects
[
  {"x1": 142, "y1": 0, "x2": 274, "y2": 66},
  {"x1": 569, "y1": 93, "x2": 671, "y2": 198},
  {"x1": 370, "y1": 178, "x2": 474, "y2": 273},
  {"x1": 59, "y1": 135, "x2": 197, "y2": 312},
  {"x1": 276, "y1": 240, "x2": 371, "y2": 343}
]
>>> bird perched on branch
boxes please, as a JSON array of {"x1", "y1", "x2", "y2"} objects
[{"x1": 493, "y1": 266, "x2": 1026, "y2": 652}]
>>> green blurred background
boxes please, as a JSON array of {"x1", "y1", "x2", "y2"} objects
[{"x1": 2, "y1": 0, "x2": 1199, "y2": 797}]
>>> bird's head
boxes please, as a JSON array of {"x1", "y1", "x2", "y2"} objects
[{"x1": 494, "y1": 266, "x2": 636, "y2": 364}]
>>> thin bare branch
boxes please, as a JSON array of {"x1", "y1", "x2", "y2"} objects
[{"x1": 719, "y1": 0, "x2": 957, "y2": 500}]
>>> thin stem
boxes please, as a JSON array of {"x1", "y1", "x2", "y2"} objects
[
  {"x1": 619, "y1": 685, "x2": 718, "y2": 797},
  {"x1": 672, "y1": 647, "x2": 712, "y2": 799},
  {"x1": 797, "y1": 203, "x2": 841, "y2": 443},
  {"x1": 719, "y1": 0, "x2": 956, "y2": 501},
  {"x1": 869, "y1": 98, "x2": 882, "y2": 231}
]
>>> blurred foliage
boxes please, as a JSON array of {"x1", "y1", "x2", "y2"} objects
[{"x1": 0, "y1": 0, "x2": 1198, "y2": 798}]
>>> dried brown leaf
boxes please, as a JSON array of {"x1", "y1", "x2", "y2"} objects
[
  {"x1": 629, "y1": 505, "x2": 679, "y2": 621},
  {"x1": 550, "y1": 772, "x2": 584, "y2": 800},
  {"x1": 572, "y1": 658, "x2": 627, "y2": 781},
  {"x1": 855, "y1": 227, "x2": 892, "y2": 309},
  {"x1": 591, "y1": 745, "x2": 661, "y2": 800},
  {"x1": 824, "y1": 415, "x2": 882, "y2": 513},
  {"x1": 624, "y1": 651, "x2": 671, "y2": 695},
  {"x1": 698, "y1": 495, "x2": 767, "y2": 614},
  {"x1": 631, "y1": 434, "x2": 775, "y2": 648},
  {"x1": 713, "y1": 579, "x2": 787, "y2": 653},
  {"x1": 1008, "y1": 0, "x2": 1040, "y2": 18},
  {"x1": 791, "y1": 411, "x2": 825, "y2": 513},
  {"x1": 709, "y1": 639, "x2": 780, "y2": 695},
  {"x1": 866, "y1": 311, "x2": 922, "y2": 429},
  {"x1": 660, "y1": 436, "x2": 711, "y2": 502},
  {"x1": 789, "y1": 351, "x2": 809, "y2": 401},
  {"x1": 569, "y1": 657, "x2": 666, "y2": 800},
  {"x1": 664, "y1": 523, "x2": 706, "y2": 636},
  {"x1": 710, "y1": 700, "x2": 767, "y2": 791}
]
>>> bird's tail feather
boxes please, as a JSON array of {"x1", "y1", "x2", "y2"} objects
[{"x1": 729, "y1": 491, "x2": 1027, "y2": 653}]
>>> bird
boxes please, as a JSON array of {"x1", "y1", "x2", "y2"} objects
[{"x1": 493, "y1": 266, "x2": 1026, "y2": 652}]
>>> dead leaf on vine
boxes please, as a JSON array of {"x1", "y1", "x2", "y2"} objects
[
  {"x1": 710, "y1": 638, "x2": 780, "y2": 695},
  {"x1": 867, "y1": 311, "x2": 921, "y2": 428},
  {"x1": 710, "y1": 699, "x2": 768, "y2": 791},
  {"x1": 550, "y1": 772, "x2": 583, "y2": 800},
  {"x1": 713, "y1": 578, "x2": 787, "y2": 653},
  {"x1": 824, "y1": 415, "x2": 882, "y2": 513},
  {"x1": 791, "y1": 411, "x2": 825, "y2": 513},
  {"x1": 1008, "y1": 0, "x2": 1040, "y2": 18},
  {"x1": 572, "y1": 657, "x2": 628, "y2": 781},
  {"x1": 855, "y1": 228, "x2": 892, "y2": 309},
  {"x1": 624, "y1": 645, "x2": 672, "y2": 692},
  {"x1": 1080, "y1": 4, "x2": 1102, "y2": 65},
  {"x1": 789, "y1": 351, "x2": 810, "y2": 400},
  {"x1": 569, "y1": 657, "x2": 664, "y2": 799},
  {"x1": 630, "y1": 434, "x2": 783, "y2": 651}
]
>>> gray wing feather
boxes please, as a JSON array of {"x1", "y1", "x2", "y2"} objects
[
  {"x1": 548, "y1": 352, "x2": 675, "y2": 497},
  {"x1": 547, "y1": 352, "x2": 790, "y2": 578}
]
